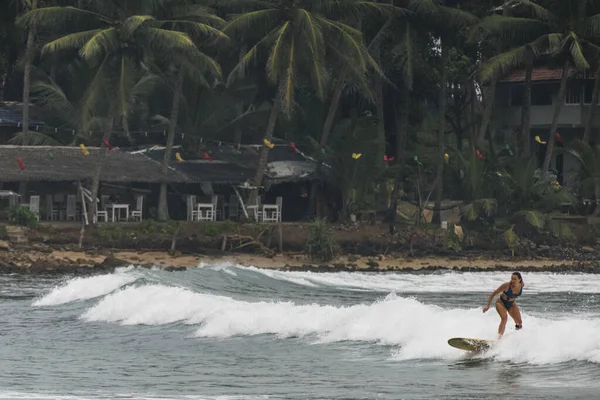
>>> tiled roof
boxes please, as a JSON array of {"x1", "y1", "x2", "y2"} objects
[{"x1": 500, "y1": 67, "x2": 578, "y2": 83}]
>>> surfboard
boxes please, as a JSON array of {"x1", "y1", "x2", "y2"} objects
[{"x1": 448, "y1": 337, "x2": 496, "y2": 352}]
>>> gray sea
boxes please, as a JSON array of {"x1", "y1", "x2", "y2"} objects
[{"x1": 0, "y1": 263, "x2": 599, "y2": 399}]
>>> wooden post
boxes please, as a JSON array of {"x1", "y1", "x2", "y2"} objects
[
  {"x1": 278, "y1": 222, "x2": 283, "y2": 253},
  {"x1": 77, "y1": 181, "x2": 86, "y2": 249},
  {"x1": 233, "y1": 186, "x2": 249, "y2": 219}
]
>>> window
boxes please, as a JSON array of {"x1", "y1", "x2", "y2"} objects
[
  {"x1": 532, "y1": 84, "x2": 554, "y2": 106},
  {"x1": 584, "y1": 82, "x2": 595, "y2": 104},
  {"x1": 565, "y1": 82, "x2": 581, "y2": 105},
  {"x1": 510, "y1": 85, "x2": 524, "y2": 106}
]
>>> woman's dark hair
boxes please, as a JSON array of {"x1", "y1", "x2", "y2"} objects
[{"x1": 512, "y1": 272, "x2": 523, "y2": 283}]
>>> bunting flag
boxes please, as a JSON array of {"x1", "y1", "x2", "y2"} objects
[
  {"x1": 352, "y1": 153, "x2": 362, "y2": 159},
  {"x1": 444, "y1": 153, "x2": 449, "y2": 164},
  {"x1": 79, "y1": 144, "x2": 90, "y2": 155},
  {"x1": 263, "y1": 138, "x2": 275, "y2": 149},
  {"x1": 476, "y1": 149, "x2": 484, "y2": 159},
  {"x1": 290, "y1": 142, "x2": 300, "y2": 153},
  {"x1": 555, "y1": 132, "x2": 564, "y2": 144},
  {"x1": 175, "y1": 152, "x2": 184, "y2": 162},
  {"x1": 102, "y1": 139, "x2": 114, "y2": 150},
  {"x1": 17, "y1": 157, "x2": 24, "y2": 171},
  {"x1": 413, "y1": 155, "x2": 422, "y2": 165},
  {"x1": 535, "y1": 135, "x2": 546, "y2": 145},
  {"x1": 504, "y1": 144, "x2": 513, "y2": 156}
]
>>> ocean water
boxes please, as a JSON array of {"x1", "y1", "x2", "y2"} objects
[{"x1": 0, "y1": 264, "x2": 599, "y2": 399}]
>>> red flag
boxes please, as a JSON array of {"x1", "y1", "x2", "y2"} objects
[
  {"x1": 203, "y1": 152, "x2": 213, "y2": 161},
  {"x1": 384, "y1": 155, "x2": 395, "y2": 162},
  {"x1": 102, "y1": 139, "x2": 114, "y2": 150},
  {"x1": 17, "y1": 157, "x2": 25, "y2": 171},
  {"x1": 555, "y1": 132, "x2": 563, "y2": 144},
  {"x1": 290, "y1": 142, "x2": 300, "y2": 153},
  {"x1": 476, "y1": 150, "x2": 484, "y2": 159}
]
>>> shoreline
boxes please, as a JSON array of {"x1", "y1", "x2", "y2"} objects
[{"x1": 0, "y1": 247, "x2": 596, "y2": 274}]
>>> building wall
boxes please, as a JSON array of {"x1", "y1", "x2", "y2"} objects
[{"x1": 493, "y1": 82, "x2": 600, "y2": 129}]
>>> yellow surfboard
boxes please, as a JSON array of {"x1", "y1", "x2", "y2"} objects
[{"x1": 448, "y1": 337, "x2": 495, "y2": 352}]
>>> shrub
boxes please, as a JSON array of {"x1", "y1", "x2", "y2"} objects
[
  {"x1": 8, "y1": 206, "x2": 39, "y2": 228},
  {"x1": 305, "y1": 218, "x2": 339, "y2": 262}
]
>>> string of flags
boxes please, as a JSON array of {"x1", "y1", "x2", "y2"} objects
[{"x1": 13, "y1": 129, "x2": 567, "y2": 172}]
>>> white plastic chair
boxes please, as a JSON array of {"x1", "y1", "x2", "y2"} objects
[
  {"x1": 187, "y1": 195, "x2": 198, "y2": 221},
  {"x1": 66, "y1": 195, "x2": 77, "y2": 220},
  {"x1": 131, "y1": 195, "x2": 143, "y2": 221},
  {"x1": 45, "y1": 194, "x2": 57, "y2": 220},
  {"x1": 29, "y1": 195, "x2": 40, "y2": 220},
  {"x1": 95, "y1": 204, "x2": 108, "y2": 223}
]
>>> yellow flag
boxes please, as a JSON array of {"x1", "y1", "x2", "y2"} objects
[
  {"x1": 352, "y1": 153, "x2": 362, "y2": 159},
  {"x1": 535, "y1": 135, "x2": 547, "y2": 145},
  {"x1": 176, "y1": 152, "x2": 184, "y2": 162},
  {"x1": 79, "y1": 144, "x2": 89, "y2": 156},
  {"x1": 444, "y1": 153, "x2": 449, "y2": 164},
  {"x1": 263, "y1": 138, "x2": 275, "y2": 149}
]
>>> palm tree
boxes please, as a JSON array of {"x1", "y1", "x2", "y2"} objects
[
  {"x1": 224, "y1": 0, "x2": 392, "y2": 203},
  {"x1": 475, "y1": 0, "x2": 600, "y2": 178},
  {"x1": 19, "y1": 0, "x2": 224, "y2": 221}
]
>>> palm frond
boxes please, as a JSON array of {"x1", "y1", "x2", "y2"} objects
[
  {"x1": 503, "y1": 225, "x2": 520, "y2": 248},
  {"x1": 505, "y1": 0, "x2": 557, "y2": 24},
  {"x1": 31, "y1": 79, "x2": 78, "y2": 126},
  {"x1": 16, "y1": 6, "x2": 110, "y2": 30},
  {"x1": 547, "y1": 218, "x2": 575, "y2": 240},
  {"x1": 79, "y1": 28, "x2": 118, "y2": 60},
  {"x1": 224, "y1": 9, "x2": 279, "y2": 39},
  {"x1": 565, "y1": 32, "x2": 590, "y2": 71},
  {"x1": 516, "y1": 209, "x2": 546, "y2": 229},
  {"x1": 470, "y1": 15, "x2": 548, "y2": 43},
  {"x1": 8, "y1": 131, "x2": 62, "y2": 146},
  {"x1": 42, "y1": 29, "x2": 103, "y2": 55},
  {"x1": 479, "y1": 44, "x2": 528, "y2": 83},
  {"x1": 122, "y1": 15, "x2": 154, "y2": 39}
]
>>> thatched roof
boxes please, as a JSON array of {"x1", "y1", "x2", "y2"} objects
[
  {"x1": 0, "y1": 146, "x2": 191, "y2": 183},
  {"x1": 137, "y1": 140, "x2": 320, "y2": 185}
]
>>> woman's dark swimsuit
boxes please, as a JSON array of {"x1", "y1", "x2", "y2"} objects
[{"x1": 500, "y1": 285, "x2": 522, "y2": 310}]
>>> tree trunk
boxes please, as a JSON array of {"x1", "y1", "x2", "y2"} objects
[
  {"x1": 373, "y1": 47, "x2": 388, "y2": 211},
  {"x1": 388, "y1": 84, "x2": 410, "y2": 233},
  {"x1": 432, "y1": 42, "x2": 448, "y2": 225},
  {"x1": 541, "y1": 60, "x2": 570, "y2": 180},
  {"x1": 21, "y1": 0, "x2": 38, "y2": 145},
  {"x1": 249, "y1": 80, "x2": 285, "y2": 204},
  {"x1": 304, "y1": 78, "x2": 345, "y2": 219},
  {"x1": 157, "y1": 69, "x2": 184, "y2": 221},
  {"x1": 477, "y1": 77, "x2": 496, "y2": 148},
  {"x1": 87, "y1": 114, "x2": 115, "y2": 224},
  {"x1": 521, "y1": 47, "x2": 533, "y2": 157},
  {"x1": 233, "y1": 45, "x2": 247, "y2": 145},
  {"x1": 583, "y1": 63, "x2": 600, "y2": 144}
]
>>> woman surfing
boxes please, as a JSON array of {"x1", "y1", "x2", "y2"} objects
[{"x1": 482, "y1": 272, "x2": 524, "y2": 338}]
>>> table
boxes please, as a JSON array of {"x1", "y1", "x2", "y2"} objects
[
  {"x1": 196, "y1": 203, "x2": 215, "y2": 221},
  {"x1": 108, "y1": 204, "x2": 129, "y2": 222},
  {"x1": 262, "y1": 204, "x2": 280, "y2": 222}
]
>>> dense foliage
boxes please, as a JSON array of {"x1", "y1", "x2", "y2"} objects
[{"x1": 3, "y1": 0, "x2": 600, "y2": 244}]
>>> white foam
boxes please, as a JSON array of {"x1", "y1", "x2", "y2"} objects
[
  {"x1": 228, "y1": 265, "x2": 600, "y2": 294},
  {"x1": 80, "y1": 283, "x2": 600, "y2": 365},
  {"x1": 32, "y1": 267, "x2": 138, "y2": 307}
]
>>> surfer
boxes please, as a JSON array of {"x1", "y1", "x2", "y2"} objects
[{"x1": 482, "y1": 272, "x2": 524, "y2": 337}]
